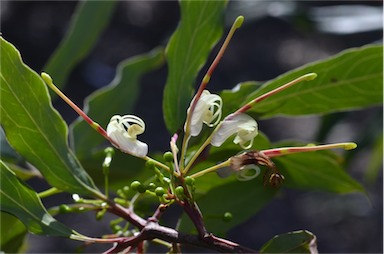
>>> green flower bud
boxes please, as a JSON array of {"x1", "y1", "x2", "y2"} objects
[
  {"x1": 130, "y1": 181, "x2": 142, "y2": 191},
  {"x1": 59, "y1": 204, "x2": 71, "y2": 213},
  {"x1": 122, "y1": 186, "x2": 130, "y2": 195},
  {"x1": 155, "y1": 187, "x2": 166, "y2": 196},
  {"x1": 96, "y1": 209, "x2": 106, "y2": 220},
  {"x1": 175, "y1": 186, "x2": 185, "y2": 197},
  {"x1": 222, "y1": 212, "x2": 233, "y2": 222},
  {"x1": 163, "y1": 151, "x2": 174, "y2": 162},
  {"x1": 184, "y1": 176, "x2": 195, "y2": 186},
  {"x1": 145, "y1": 159, "x2": 156, "y2": 169},
  {"x1": 104, "y1": 147, "x2": 115, "y2": 155},
  {"x1": 147, "y1": 182, "x2": 156, "y2": 191},
  {"x1": 114, "y1": 197, "x2": 128, "y2": 206},
  {"x1": 112, "y1": 224, "x2": 122, "y2": 233},
  {"x1": 117, "y1": 189, "x2": 126, "y2": 199}
]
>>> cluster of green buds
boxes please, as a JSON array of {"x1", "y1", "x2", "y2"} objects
[{"x1": 41, "y1": 15, "x2": 357, "y2": 194}]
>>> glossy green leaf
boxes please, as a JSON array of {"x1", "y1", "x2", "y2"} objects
[
  {"x1": 187, "y1": 176, "x2": 277, "y2": 236},
  {"x1": 220, "y1": 81, "x2": 263, "y2": 117},
  {"x1": 70, "y1": 48, "x2": 164, "y2": 159},
  {"x1": 260, "y1": 230, "x2": 318, "y2": 253},
  {"x1": 44, "y1": 1, "x2": 118, "y2": 88},
  {"x1": 0, "y1": 37, "x2": 100, "y2": 196},
  {"x1": 163, "y1": 0, "x2": 228, "y2": 133},
  {"x1": 0, "y1": 212, "x2": 27, "y2": 253},
  {"x1": 273, "y1": 146, "x2": 364, "y2": 193},
  {"x1": 223, "y1": 45, "x2": 383, "y2": 118},
  {"x1": 0, "y1": 161, "x2": 73, "y2": 237}
]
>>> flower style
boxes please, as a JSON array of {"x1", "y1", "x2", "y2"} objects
[
  {"x1": 186, "y1": 90, "x2": 222, "y2": 137},
  {"x1": 106, "y1": 115, "x2": 148, "y2": 157},
  {"x1": 211, "y1": 113, "x2": 258, "y2": 149}
]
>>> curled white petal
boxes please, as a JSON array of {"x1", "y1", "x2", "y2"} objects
[
  {"x1": 211, "y1": 113, "x2": 258, "y2": 149},
  {"x1": 107, "y1": 115, "x2": 148, "y2": 157},
  {"x1": 186, "y1": 90, "x2": 222, "y2": 137},
  {"x1": 236, "y1": 165, "x2": 261, "y2": 181}
]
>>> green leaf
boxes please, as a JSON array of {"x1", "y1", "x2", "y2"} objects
[
  {"x1": 260, "y1": 230, "x2": 318, "y2": 253},
  {"x1": 70, "y1": 48, "x2": 164, "y2": 159},
  {"x1": 0, "y1": 37, "x2": 100, "y2": 196},
  {"x1": 163, "y1": 0, "x2": 228, "y2": 133},
  {"x1": 224, "y1": 45, "x2": 383, "y2": 118},
  {"x1": 184, "y1": 176, "x2": 277, "y2": 236},
  {"x1": 44, "y1": 1, "x2": 118, "y2": 88},
  {"x1": 220, "y1": 81, "x2": 263, "y2": 117},
  {"x1": 0, "y1": 161, "x2": 73, "y2": 237},
  {"x1": 273, "y1": 146, "x2": 364, "y2": 193},
  {"x1": 0, "y1": 212, "x2": 27, "y2": 253}
]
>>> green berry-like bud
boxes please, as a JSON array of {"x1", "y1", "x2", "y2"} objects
[
  {"x1": 96, "y1": 209, "x2": 106, "y2": 221},
  {"x1": 222, "y1": 212, "x2": 233, "y2": 222},
  {"x1": 130, "y1": 181, "x2": 142, "y2": 191},
  {"x1": 114, "y1": 197, "x2": 128, "y2": 206},
  {"x1": 184, "y1": 176, "x2": 195, "y2": 186},
  {"x1": 175, "y1": 186, "x2": 185, "y2": 196},
  {"x1": 117, "y1": 189, "x2": 126, "y2": 199},
  {"x1": 147, "y1": 183, "x2": 156, "y2": 191},
  {"x1": 145, "y1": 159, "x2": 156, "y2": 169},
  {"x1": 163, "y1": 151, "x2": 174, "y2": 162},
  {"x1": 155, "y1": 187, "x2": 166, "y2": 196},
  {"x1": 104, "y1": 147, "x2": 114, "y2": 155},
  {"x1": 112, "y1": 224, "x2": 122, "y2": 233},
  {"x1": 59, "y1": 204, "x2": 71, "y2": 213},
  {"x1": 122, "y1": 186, "x2": 130, "y2": 194}
]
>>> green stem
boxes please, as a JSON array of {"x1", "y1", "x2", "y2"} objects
[
  {"x1": 144, "y1": 156, "x2": 170, "y2": 172},
  {"x1": 182, "y1": 134, "x2": 213, "y2": 175},
  {"x1": 189, "y1": 159, "x2": 231, "y2": 179},
  {"x1": 38, "y1": 187, "x2": 62, "y2": 198}
]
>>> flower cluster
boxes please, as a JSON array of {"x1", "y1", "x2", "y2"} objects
[{"x1": 40, "y1": 14, "x2": 357, "y2": 188}]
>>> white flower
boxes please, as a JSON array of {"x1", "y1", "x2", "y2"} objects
[
  {"x1": 211, "y1": 113, "x2": 258, "y2": 149},
  {"x1": 186, "y1": 90, "x2": 222, "y2": 137},
  {"x1": 106, "y1": 115, "x2": 148, "y2": 157}
]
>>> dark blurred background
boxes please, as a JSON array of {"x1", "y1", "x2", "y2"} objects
[{"x1": 1, "y1": 1, "x2": 383, "y2": 253}]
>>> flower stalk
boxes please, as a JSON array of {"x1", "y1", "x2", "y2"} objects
[
  {"x1": 262, "y1": 142, "x2": 357, "y2": 158},
  {"x1": 235, "y1": 73, "x2": 317, "y2": 115},
  {"x1": 180, "y1": 16, "x2": 244, "y2": 172},
  {"x1": 41, "y1": 72, "x2": 117, "y2": 147}
]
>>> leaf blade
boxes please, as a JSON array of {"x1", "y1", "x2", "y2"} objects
[
  {"x1": 163, "y1": 0, "x2": 228, "y2": 133},
  {"x1": 222, "y1": 45, "x2": 383, "y2": 118},
  {"x1": 0, "y1": 37, "x2": 99, "y2": 196},
  {"x1": 44, "y1": 1, "x2": 118, "y2": 88},
  {"x1": 0, "y1": 161, "x2": 73, "y2": 237},
  {"x1": 260, "y1": 230, "x2": 318, "y2": 253},
  {"x1": 274, "y1": 148, "x2": 364, "y2": 194}
]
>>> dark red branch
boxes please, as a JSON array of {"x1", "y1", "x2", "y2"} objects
[{"x1": 105, "y1": 221, "x2": 257, "y2": 253}]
